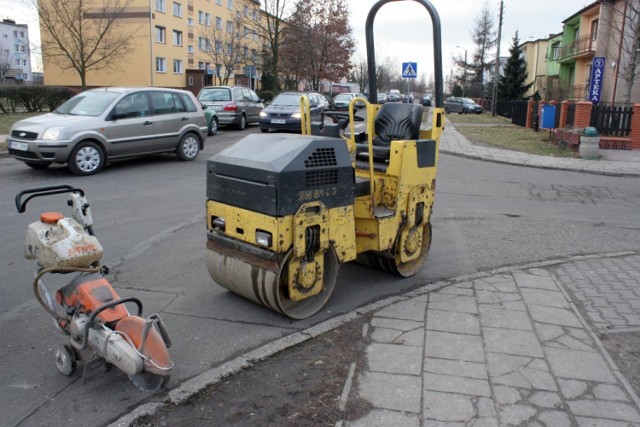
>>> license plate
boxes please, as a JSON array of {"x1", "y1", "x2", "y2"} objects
[
  {"x1": 271, "y1": 119, "x2": 286, "y2": 124},
  {"x1": 213, "y1": 106, "x2": 223, "y2": 111},
  {"x1": 9, "y1": 140, "x2": 28, "y2": 151}
]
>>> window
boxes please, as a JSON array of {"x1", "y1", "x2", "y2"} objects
[
  {"x1": 173, "y1": 2, "x2": 182, "y2": 17},
  {"x1": 156, "y1": 26, "x2": 166, "y2": 43},
  {"x1": 251, "y1": 49, "x2": 257, "y2": 62},
  {"x1": 243, "y1": 26, "x2": 248, "y2": 38},
  {"x1": 227, "y1": 0, "x2": 233, "y2": 9},
  {"x1": 206, "y1": 13, "x2": 211, "y2": 26},
  {"x1": 20, "y1": 31, "x2": 24, "y2": 38},
  {"x1": 155, "y1": 0, "x2": 165, "y2": 12},
  {"x1": 173, "y1": 30, "x2": 182, "y2": 46},
  {"x1": 188, "y1": 76, "x2": 194, "y2": 86},
  {"x1": 156, "y1": 57, "x2": 166, "y2": 72},
  {"x1": 198, "y1": 37, "x2": 207, "y2": 50},
  {"x1": 22, "y1": 59, "x2": 26, "y2": 66},
  {"x1": 187, "y1": 17, "x2": 193, "y2": 26},
  {"x1": 215, "y1": 40, "x2": 222, "y2": 53},
  {"x1": 198, "y1": 11, "x2": 205, "y2": 24},
  {"x1": 13, "y1": 30, "x2": 17, "y2": 37},
  {"x1": 14, "y1": 44, "x2": 19, "y2": 52},
  {"x1": 215, "y1": 16, "x2": 222, "y2": 30},
  {"x1": 173, "y1": 59, "x2": 183, "y2": 74},
  {"x1": 226, "y1": 42, "x2": 232, "y2": 54},
  {"x1": 188, "y1": 45, "x2": 194, "y2": 53},
  {"x1": 15, "y1": 58, "x2": 20, "y2": 65},
  {"x1": 551, "y1": 42, "x2": 560, "y2": 60},
  {"x1": 244, "y1": 6, "x2": 249, "y2": 16},
  {"x1": 227, "y1": 21, "x2": 234, "y2": 33},
  {"x1": 252, "y1": 10, "x2": 257, "y2": 21},
  {"x1": 20, "y1": 45, "x2": 26, "y2": 52},
  {"x1": 2, "y1": 34, "x2": 7, "y2": 38},
  {"x1": 216, "y1": 0, "x2": 221, "y2": 5},
  {"x1": 243, "y1": 46, "x2": 248, "y2": 59}
]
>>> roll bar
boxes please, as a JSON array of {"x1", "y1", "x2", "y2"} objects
[{"x1": 366, "y1": 0, "x2": 444, "y2": 108}]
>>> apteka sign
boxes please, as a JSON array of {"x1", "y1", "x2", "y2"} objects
[{"x1": 588, "y1": 57, "x2": 606, "y2": 103}]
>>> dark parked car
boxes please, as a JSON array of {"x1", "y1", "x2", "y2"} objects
[
  {"x1": 421, "y1": 95, "x2": 432, "y2": 106},
  {"x1": 197, "y1": 86, "x2": 263, "y2": 130},
  {"x1": 7, "y1": 87, "x2": 207, "y2": 176},
  {"x1": 444, "y1": 97, "x2": 483, "y2": 114},
  {"x1": 259, "y1": 91, "x2": 328, "y2": 133}
]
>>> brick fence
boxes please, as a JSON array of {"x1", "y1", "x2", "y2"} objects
[{"x1": 528, "y1": 100, "x2": 640, "y2": 150}]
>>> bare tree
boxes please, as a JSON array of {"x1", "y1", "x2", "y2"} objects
[
  {"x1": 350, "y1": 57, "x2": 368, "y2": 93},
  {"x1": 0, "y1": 42, "x2": 14, "y2": 84},
  {"x1": 468, "y1": 1, "x2": 496, "y2": 98},
  {"x1": 244, "y1": 0, "x2": 291, "y2": 91},
  {"x1": 198, "y1": 11, "x2": 252, "y2": 86},
  {"x1": 281, "y1": 0, "x2": 354, "y2": 91},
  {"x1": 33, "y1": 0, "x2": 141, "y2": 89},
  {"x1": 608, "y1": 0, "x2": 640, "y2": 104}
]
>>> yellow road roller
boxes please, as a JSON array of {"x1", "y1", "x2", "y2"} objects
[{"x1": 206, "y1": 0, "x2": 445, "y2": 319}]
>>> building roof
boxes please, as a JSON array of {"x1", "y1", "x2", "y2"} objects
[{"x1": 562, "y1": 1, "x2": 598, "y2": 24}]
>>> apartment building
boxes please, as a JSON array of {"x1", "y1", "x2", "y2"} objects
[
  {"x1": 520, "y1": 38, "x2": 549, "y2": 98},
  {"x1": 0, "y1": 19, "x2": 33, "y2": 84},
  {"x1": 41, "y1": 0, "x2": 263, "y2": 92},
  {"x1": 557, "y1": 0, "x2": 639, "y2": 103}
]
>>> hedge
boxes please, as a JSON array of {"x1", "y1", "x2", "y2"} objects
[{"x1": 0, "y1": 86, "x2": 75, "y2": 113}]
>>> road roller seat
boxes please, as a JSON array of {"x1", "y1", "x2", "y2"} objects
[{"x1": 356, "y1": 103, "x2": 423, "y2": 161}]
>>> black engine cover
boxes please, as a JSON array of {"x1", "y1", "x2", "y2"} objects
[{"x1": 207, "y1": 133, "x2": 355, "y2": 216}]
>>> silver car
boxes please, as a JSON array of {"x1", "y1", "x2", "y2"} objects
[
  {"x1": 7, "y1": 87, "x2": 207, "y2": 175},
  {"x1": 197, "y1": 86, "x2": 264, "y2": 130},
  {"x1": 443, "y1": 97, "x2": 483, "y2": 114}
]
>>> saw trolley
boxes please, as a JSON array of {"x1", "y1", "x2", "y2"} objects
[{"x1": 16, "y1": 185, "x2": 173, "y2": 391}]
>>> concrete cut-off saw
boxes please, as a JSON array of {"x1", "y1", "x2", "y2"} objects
[{"x1": 15, "y1": 185, "x2": 173, "y2": 392}]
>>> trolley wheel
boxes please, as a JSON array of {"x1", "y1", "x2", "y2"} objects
[{"x1": 54, "y1": 344, "x2": 77, "y2": 376}]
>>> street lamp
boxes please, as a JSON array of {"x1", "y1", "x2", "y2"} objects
[{"x1": 456, "y1": 46, "x2": 468, "y2": 96}]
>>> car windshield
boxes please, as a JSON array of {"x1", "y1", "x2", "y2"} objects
[
  {"x1": 199, "y1": 88, "x2": 232, "y2": 102},
  {"x1": 461, "y1": 98, "x2": 476, "y2": 104},
  {"x1": 54, "y1": 91, "x2": 120, "y2": 116},
  {"x1": 271, "y1": 93, "x2": 302, "y2": 106},
  {"x1": 335, "y1": 94, "x2": 352, "y2": 100}
]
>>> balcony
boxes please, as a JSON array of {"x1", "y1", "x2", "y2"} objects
[
  {"x1": 569, "y1": 83, "x2": 588, "y2": 101},
  {"x1": 560, "y1": 34, "x2": 596, "y2": 62}
]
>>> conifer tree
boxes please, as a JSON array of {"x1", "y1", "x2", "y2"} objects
[{"x1": 498, "y1": 31, "x2": 533, "y2": 100}]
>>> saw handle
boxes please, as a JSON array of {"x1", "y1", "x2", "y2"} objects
[
  {"x1": 16, "y1": 185, "x2": 84, "y2": 213},
  {"x1": 82, "y1": 297, "x2": 143, "y2": 350}
]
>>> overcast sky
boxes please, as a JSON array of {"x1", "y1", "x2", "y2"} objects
[
  {"x1": 350, "y1": 0, "x2": 593, "y2": 83},
  {"x1": 2, "y1": 0, "x2": 593, "y2": 78}
]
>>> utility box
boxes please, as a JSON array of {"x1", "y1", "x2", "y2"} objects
[{"x1": 540, "y1": 105, "x2": 556, "y2": 129}]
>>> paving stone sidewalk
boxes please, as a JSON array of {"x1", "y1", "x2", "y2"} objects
[{"x1": 344, "y1": 254, "x2": 640, "y2": 426}]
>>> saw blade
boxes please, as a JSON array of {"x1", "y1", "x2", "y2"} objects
[{"x1": 129, "y1": 372, "x2": 165, "y2": 392}]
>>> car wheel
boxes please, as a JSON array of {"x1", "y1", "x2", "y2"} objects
[
  {"x1": 444, "y1": 107, "x2": 450, "y2": 114},
  {"x1": 462, "y1": 108, "x2": 468, "y2": 114},
  {"x1": 69, "y1": 141, "x2": 104, "y2": 176},
  {"x1": 208, "y1": 117, "x2": 218, "y2": 136},
  {"x1": 236, "y1": 114, "x2": 246, "y2": 130},
  {"x1": 24, "y1": 161, "x2": 51, "y2": 170},
  {"x1": 260, "y1": 128, "x2": 269, "y2": 133},
  {"x1": 176, "y1": 133, "x2": 200, "y2": 161}
]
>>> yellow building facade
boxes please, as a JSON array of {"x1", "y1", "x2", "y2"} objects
[{"x1": 42, "y1": 0, "x2": 263, "y2": 91}]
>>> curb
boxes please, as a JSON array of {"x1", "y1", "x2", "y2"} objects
[
  {"x1": 108, "y1": 249, "x2": 640, "y2": 427},
  {"x1": 439, "y1": 148, "x2": 640, "y2": 178}
]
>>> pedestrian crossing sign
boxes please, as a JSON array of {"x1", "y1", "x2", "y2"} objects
[{"x1": 402, "y1": 62, "x2": 417, "y2": 78}]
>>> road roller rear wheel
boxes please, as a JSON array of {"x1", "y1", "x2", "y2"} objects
[{"x1": 357, "y1": 222, "x2": 432, "y2": 277}]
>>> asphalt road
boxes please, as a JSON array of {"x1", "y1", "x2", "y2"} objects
[{"x1": 1, "y1": 124, "x2": 640, "y2": 426}]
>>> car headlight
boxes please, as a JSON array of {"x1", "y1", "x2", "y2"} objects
[
  {"x1": 259, "y1": 111, "x2": 267, "y2": 117},
  {"x1": 42, "y1": 127, "x2": 64, "y2": 140},
  {"x1": 291, "y1": 113, "x2": 301, "y2": 119}
]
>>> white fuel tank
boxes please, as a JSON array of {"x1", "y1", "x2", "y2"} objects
[{"x1": 25, "y1": 212, "x2": 103, "y2": 268}]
